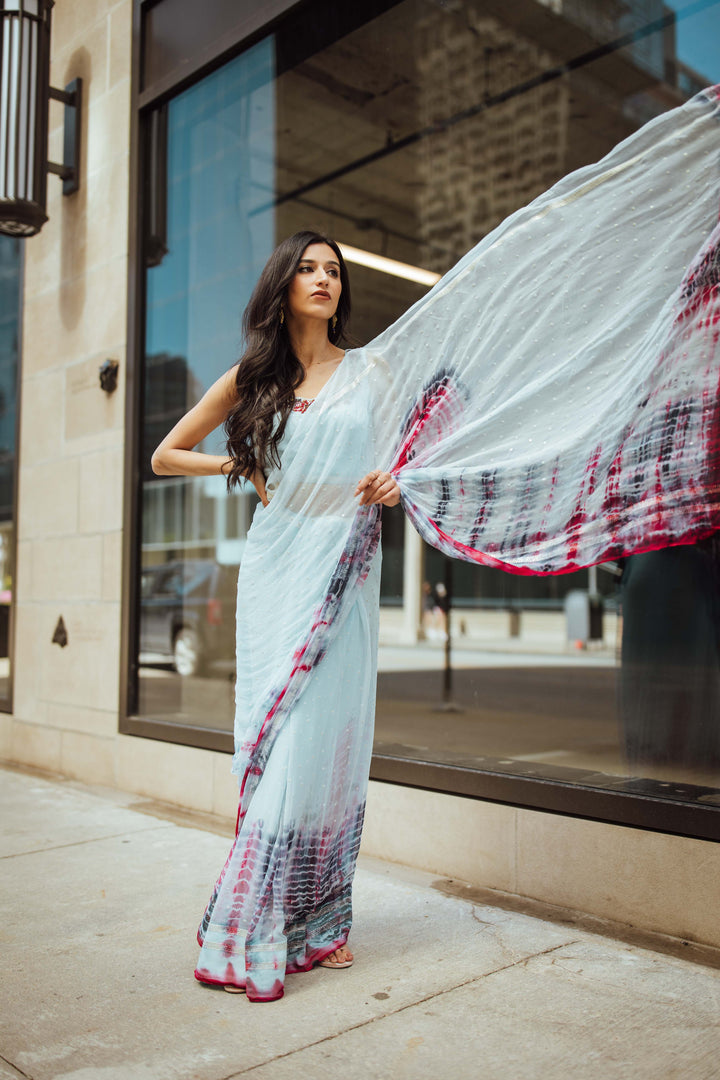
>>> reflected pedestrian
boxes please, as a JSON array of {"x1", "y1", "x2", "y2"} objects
[{"x1": 433, "y1": 581, "x2": 449, "y2": 641}]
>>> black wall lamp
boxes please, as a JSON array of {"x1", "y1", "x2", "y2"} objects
[
  {"x1": 0, "y1": 0, "x2": 82, "y2": 238},
  {"x1": 99, "y1": 358, "x2": 119, "y2": 394}
]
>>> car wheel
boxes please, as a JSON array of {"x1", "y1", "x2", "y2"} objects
[{"x1": 173, "y1": 626, "x2": 202, "y2": 677}]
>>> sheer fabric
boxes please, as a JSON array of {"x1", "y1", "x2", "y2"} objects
[
  {"x1": 370, "y1": 86, "x2": 720, "y2": 573},
  {"x1": 195, "y1": 384, "x2": 382, "y2": 1000},
  {"x1": 196, "y1": 87, "x2": 720, "y2": 1000}
]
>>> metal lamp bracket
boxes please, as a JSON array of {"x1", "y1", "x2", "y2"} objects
[{"x1": 47, "y1": 78, "x2": 81, "y2": 196}]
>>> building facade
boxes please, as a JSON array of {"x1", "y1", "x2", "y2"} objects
[{"x1": 2, "y1": 0, "x2": 720, "y2": 947}]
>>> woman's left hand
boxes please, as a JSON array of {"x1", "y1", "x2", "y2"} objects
[{"x1": 355, "y1": 470, "x2": 401, "y2": 507}]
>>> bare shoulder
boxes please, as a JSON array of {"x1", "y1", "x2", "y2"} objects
[
  {"x1": 221, "y1": 364, "x2": 240, "y2": 396},
  {"x1": 207, "y1": 365, "x2": 240, "y2": 409},
  {"x1": 184, "y1": 364, "x2": 239, "y2": 431}
]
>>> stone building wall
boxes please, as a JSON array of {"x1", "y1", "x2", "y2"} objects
[{"x1": 5, "y1": 0, "x2": 132, "y2": 784}]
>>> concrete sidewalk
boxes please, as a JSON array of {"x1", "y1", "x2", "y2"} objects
[{"x1": 2, "y1": 764, "x2": 719, "y2": 1080}]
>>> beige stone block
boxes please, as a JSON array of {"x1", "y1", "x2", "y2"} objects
[
  {"x1": 18, "y1": 458, "x2": 80, "y2": 539},
  {"x1": 21, "y1": 293, "x2": 64, "y2": 374},
  {"x1": 85, "y1": 160, "x2": 130, "y2": 270},
  {"x1": 11, "y1": 687, "x2": 48, "y2": 731},
  {"x1": 63, "y1": 428, "x2": 125, "y2": 462},
  {"x1": 51, "y1": 0, "x2": 114, "y2": 68},
  {"x1": 65, "y1": 356, "x2": 124, "y2": 442},
  {"x1": 87, "y1": 80, "x2": 131, "y2": 179},
  {"x1": 42, "y1": 158, "x2": 130, "y2": 295},
  {"x1": 40, "y1": 74, "x2": 99, "y2": 296},
  {"x1": 46, "y1": 701, "x2": 118, "y2": 738},
  {"x1": 101, "y1": 531, "x2": 123, "y2": 602},
  {"x1": 115, "y1": 734, "x2": 216, "y2": 814},
  {"x1": 516, "y1": 809, "x2": 720, "y2": 949},
  {"x1": 57, "y1": 15, "x2": 108, "y2": 96},
  {"x1": 49, "y1": 187, "x2": 88, "y2": 294},
  {"x1": 38, "y1": 601, "x2": 121, "y2": 712},
  {"x1": 211, "y1": 752, "x2": 240, "y2": 820},
  {"x1": 15, "y1": 540, "x2": 34, "y2": 605},
  {"x1": 78, "y1": 449, "x2": 124, "y2": 533},
  {"x1": 23, "y1": 211, "x2": 63, "y2": 299},
  {"x1": 18, "y1": 370, "x2": 65, "y2": 468},
  {"x1": 0, "y1": 712, "x2": 12, "y2": 760},
  {"x1": 10, "y1": 720, "x2": 62, "y2": 773},
  {"x1": 60, "y1": 730, "x2": 116, "y2": 787},
  {"x1": 23, "y1": 256, "x2": 128, "y2": 376},
  {"x1": 30, "y1": 535, "x2": 103, "y2": 602},
  {"x1": 108, "y1": 2, "x2": 132, "y2": 89},
  {"x1": 45, "y1": 28, "x2": 113, "y2": 289},
  {"x1": 12, "y1": 605, "x2": 47, "y2": 723},
  {"x1": 361, "y1": 781, "x2": 517, "y2": 893}
]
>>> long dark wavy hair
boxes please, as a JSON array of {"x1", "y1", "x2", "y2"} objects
[{"x1": 223, "y1": 231, "x2": 352, "y2": 490}]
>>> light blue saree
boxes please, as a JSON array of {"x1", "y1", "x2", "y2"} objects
[
  {"x1": 195, "y1": 377, "x2": 383, "y2": 1000},
  {"x1": 196, "y1": 87, "x2": 720, "y2": 1001}
]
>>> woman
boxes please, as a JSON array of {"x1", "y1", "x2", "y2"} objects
[
  {"x1": 154, "y1": 85, "x2": 720, "y2": 1002},
  {"x1": 152, "y1": 232, "x2": 399, "y2": 1000}
]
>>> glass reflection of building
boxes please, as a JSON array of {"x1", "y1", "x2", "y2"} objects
[
  {"x1": 128, "y1": 0, "x2": 720, "y2": 825},
  {"x1": 142, "y1": 43, "x2": 274, "y2": 566}
]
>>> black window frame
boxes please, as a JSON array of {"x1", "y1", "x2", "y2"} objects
[
  {"x1": 0, "y1": 237, "x2": 23, "y2": 716},
  {"x1": 120, "y1": 0, "x2": 720, "y2": 844}
]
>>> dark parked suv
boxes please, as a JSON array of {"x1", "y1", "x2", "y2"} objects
[{"x1": 139, "y1": 559, "x2": 238, "y2": 677}]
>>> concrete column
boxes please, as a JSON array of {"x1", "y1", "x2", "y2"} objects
[
  {"x1": 400, "y1": 518, "x2": 424, "y2": 644},
  {"x1": 588, "y1": 565, "x2": 598, "y2": 593}
]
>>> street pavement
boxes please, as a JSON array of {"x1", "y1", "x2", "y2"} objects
[{"x1": 2, "y1": 762, "x2": 720, "y2": 1080}]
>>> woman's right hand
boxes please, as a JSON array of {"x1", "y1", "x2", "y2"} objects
[{"x1": 355, "y1": 469, "x2": 401, "y2": 507}]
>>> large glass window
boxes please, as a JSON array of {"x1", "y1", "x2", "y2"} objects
[
  {"x1": 134, "y1": 0, "x2": 720, "y2": 819},
  {"x1": 139, "y1": 40, "x2": 274, "y2": 722}
]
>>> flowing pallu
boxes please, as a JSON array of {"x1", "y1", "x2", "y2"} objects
[{"x1": 196, "y1": 86, "x2": 720, "y2": 1000}]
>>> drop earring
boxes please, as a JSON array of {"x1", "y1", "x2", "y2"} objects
[
  {"x1": 279, "y1": 308, "x2": 285, "y2": 325},
  {"x1": 331, "y1": 314, "x2": 337, "y2": 332}
]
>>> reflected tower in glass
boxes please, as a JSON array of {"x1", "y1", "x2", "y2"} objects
[{"x1": 139, "y1": 41, "x2": 274, "y2": 723}]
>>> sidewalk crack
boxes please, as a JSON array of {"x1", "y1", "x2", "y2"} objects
[
  {"x1": 0, "y1": 824, "x2": 174, "y2": 860},
  {"x1": 0, "y1": 1051, "x2": 34, "y2": 1079},
  {"x1": 221, "y1": 939, "x2": 579, "y2": 1078}
]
